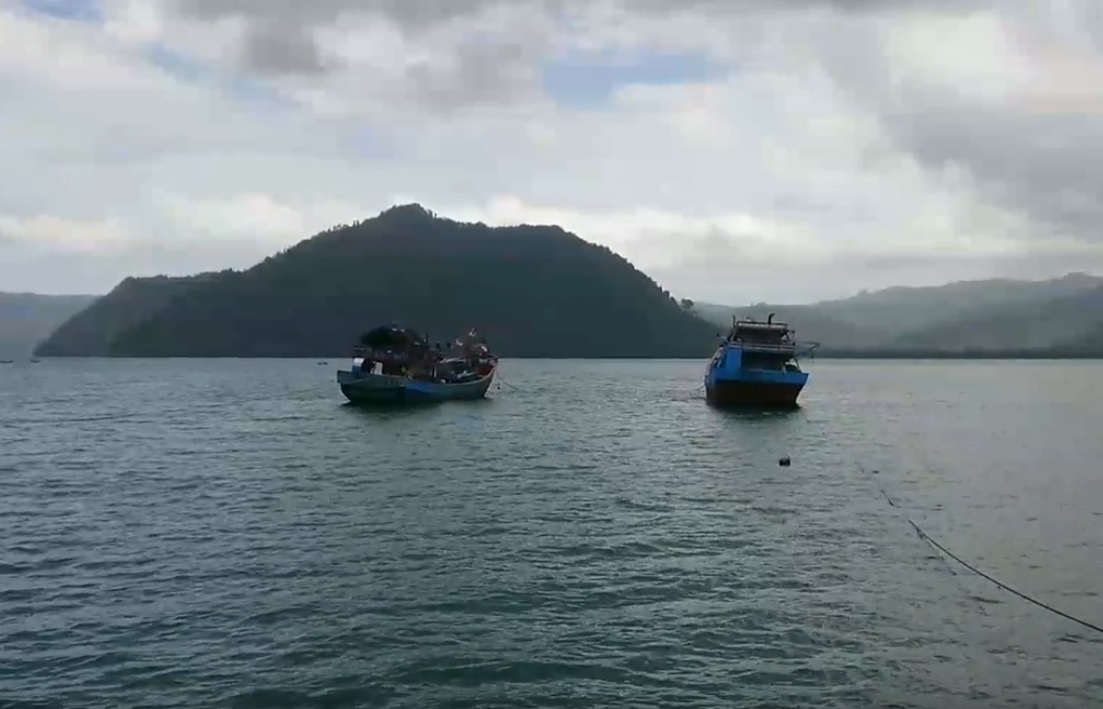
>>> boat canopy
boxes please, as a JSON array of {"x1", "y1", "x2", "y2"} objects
[{"x1": 358, "y1": 325, "x2": 428, "y2": 350}]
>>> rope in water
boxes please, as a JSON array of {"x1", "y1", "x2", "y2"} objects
[
  {"x1": 859, "y1": 464, "x2": 1103, "y2": 636},
  {"x1": 868, "y1": 479, "x2": 989, "y2": 617}
]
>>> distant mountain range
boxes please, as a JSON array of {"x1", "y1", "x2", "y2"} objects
[
  {"x1": 691, "y1": 272, "x2": 1103, "y2": 355},
  {"x1": 22, "y1": 204, "x2": 1103, "y2": 359},
  {"x1": 0, "y1": 293, "x2": 97, "y2": 358}
]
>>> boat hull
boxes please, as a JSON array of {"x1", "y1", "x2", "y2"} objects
[
  {"x1": 705, "y1": 378, "x2": 805, "y2": 409},
  {"x1": 337, "y1": 366, "x2": 496, "y2": 405},
  {"x1": 704, "y1": 343, "x2": 809, "y2": 409}
]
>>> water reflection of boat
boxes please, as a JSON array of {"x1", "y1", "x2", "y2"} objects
[
  {"x1": 336, "y1": 325, "x2": 498, "y2": 405},
  {"x1": 705, "y1": 313, "x2": 818, "y2": 409}
]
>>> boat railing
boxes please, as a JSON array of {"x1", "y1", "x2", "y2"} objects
[
  {"x1": 734, "y1": 321, "x2": 790, "y2": 331},
  {"x1": 732, "y1": 342, "x2": 798, "y2": 355},
  {"x1": 729, "y1": 340, "x2": 820, "y2": 358}
]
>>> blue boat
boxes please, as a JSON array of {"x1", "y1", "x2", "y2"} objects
[
  {"x1": 704, "y1": 314, "x2": 818, "y2": 409},
  {"x1": 337, "y1": 325, "x2": 498, "y2": 405}
]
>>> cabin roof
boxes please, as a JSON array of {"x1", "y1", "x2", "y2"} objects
[{"x1": 734, "y1": 318, "x2": 790, "y2": 329}]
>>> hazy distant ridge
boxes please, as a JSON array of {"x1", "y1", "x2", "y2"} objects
[
  {"x1": 0, "y1": 293, "x2": 96, "y2": 358},
  {"x1": 693, "y1": 272, "x2": 1103, "y2": 354}
]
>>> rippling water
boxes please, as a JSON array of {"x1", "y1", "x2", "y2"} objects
[{"x1": 2, "y1": 358, "x2": 1102, "y2": 708}]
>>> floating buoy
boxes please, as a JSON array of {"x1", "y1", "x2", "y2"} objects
[{"x1": 778, "y1": 455, "x2": 791, "y2": 467}]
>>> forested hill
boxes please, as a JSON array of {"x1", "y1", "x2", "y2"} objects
[{"x1": 35, "y1": 204, "x2": 719, "y2": 358}]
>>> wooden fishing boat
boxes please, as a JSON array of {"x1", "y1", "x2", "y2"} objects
[{"x1": 336, "y1": 325, "x2": 498, "y2": 405}]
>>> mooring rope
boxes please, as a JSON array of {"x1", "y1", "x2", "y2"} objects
[
  {"x1": 867, "y1": 476, "x2": 988, "y2": 617},
  {"x1": 859, "y1": 464, "x2": 1103, "y2": 636}
]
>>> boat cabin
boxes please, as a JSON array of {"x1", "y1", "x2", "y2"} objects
[
  {"x1": 727, "y1": 313, "x2": 795, "y2": 346},
  {"x1": 724, "y1": 314, "x2": 801, "y2": 371}
]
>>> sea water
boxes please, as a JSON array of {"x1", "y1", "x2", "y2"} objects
[{"x1": 2, "y1": 358, "x2": 1101, "y2": 707}]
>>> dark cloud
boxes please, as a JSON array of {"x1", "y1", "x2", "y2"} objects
[
  {"x1": 175, "y1": 0, "x2": 554, "y2": 110},
  {"x1": 167, "y1": 0, "x2": 1005, "y2": 122},
  {"x1": 634, "y1": 0, "x2": 996, "y2": 13},
  {"x1": 176, "y1": 0, "x2": 987, "y2": 24},
  {"x1": 404, "y1": 41, "x2": 543, "y2": 110},
  {"x1": 176, "y1": 0, "x2": 506, "y2": 32},
  {"x1": 801, "y1": 0, "x2": 1103, "y2": 249},
  {"x1": 885, "y1": 100, "x2": 1103, "y2": 241},
  {"x1": 174, "y1": 0, "x2": 995, "y2": 79},
  {"x1": 242, "y1": 23, "x2": 330, "y2": 75}
]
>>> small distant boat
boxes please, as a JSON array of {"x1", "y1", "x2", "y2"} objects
[
  {"x1": 336, "y1": 325, "x2": 498, "y2": 405},
  {"x1": 705, "y1": 313, "x2": 818, "y2": 409}
]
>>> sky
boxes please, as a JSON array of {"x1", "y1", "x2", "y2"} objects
[{"x1": 2, "y1": 0, "x2": 1103, "y2": 304}]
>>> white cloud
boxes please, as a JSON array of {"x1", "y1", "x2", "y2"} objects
[
  {"x1": 149, "y1": 190, "x2": 369, "y2": 243},
  {"x1": 0, "y1": 8, "x2": 163, "y2": 92},
  {"x1": 4, "y1": 0, "x2": 1103, "y2": 304},
  {"x1": 0, "y1": 214, "x2": 132, "y2": 252},
  {"x1": 879, "y1": 12, "x2": 1029, "y2": 104}
]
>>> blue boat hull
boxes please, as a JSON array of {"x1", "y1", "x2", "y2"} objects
[
  {"x1": 705, "y1": 346, "x2": 809, "y2": 409},
  {"x1": 337, "y1": 366, "x2": 496, "y2": 405}
]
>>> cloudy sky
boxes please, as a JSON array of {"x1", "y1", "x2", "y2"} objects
[{"x1": 2, "y1": 0, "x2": 1102, "y2": 304}]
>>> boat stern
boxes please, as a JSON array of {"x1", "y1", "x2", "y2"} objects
[
  {"x1": 704, "y1": 344, "x2": 809, "y2": 409},
  {"x1": 705, "y1": 373, "x2": 806, "y2": 409}
]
